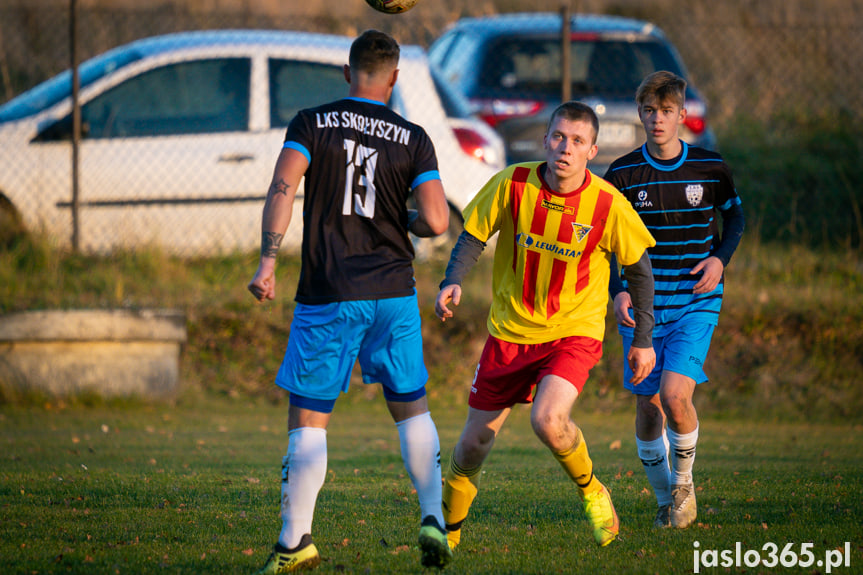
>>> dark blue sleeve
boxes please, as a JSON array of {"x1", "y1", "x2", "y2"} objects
[
  {"x1": 712, "y1": 201, "x2": 745, "y2": 267},
  {"x1": 440, "y1": 231, "x2": 486, "y2": 289}
]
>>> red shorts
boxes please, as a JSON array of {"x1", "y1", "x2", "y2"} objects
[{"x1": 468, "y1": 335, "x2": 603, "y2": 411}]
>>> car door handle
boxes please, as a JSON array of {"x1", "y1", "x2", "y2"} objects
[{"x1": 218, "y1": 153, "x2": 255, "y2": 163}]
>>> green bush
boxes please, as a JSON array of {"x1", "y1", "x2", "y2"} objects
[{"x1": 719, "y1": 112, "x2": 863, "y2": 251}]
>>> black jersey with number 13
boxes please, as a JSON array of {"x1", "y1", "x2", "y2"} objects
[{"x1": 284, "y1": 97, "x2": 440, "y2": 304}]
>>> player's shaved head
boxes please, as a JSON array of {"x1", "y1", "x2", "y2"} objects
[
  {"x1": 547, "y1": 101, "x2": 599, "y2": 144},
  {"x1": 349, "y1": 29, "x2": 400, "y2": 76}
]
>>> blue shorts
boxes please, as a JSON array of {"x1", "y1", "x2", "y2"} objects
[
  {"x1": 275, "y1": 294, "x2": 428, "y2": 412},
  {"x1": 622, "y1": 321, "x2": 714, "y2": 396}
]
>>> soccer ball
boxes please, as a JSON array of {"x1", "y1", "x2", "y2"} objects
[{"x1": 364, "y1": 0, "x2": 419, "y2": 14}]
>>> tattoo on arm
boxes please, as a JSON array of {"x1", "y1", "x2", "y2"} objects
[
  {"x1": 261, "y1": 231, "x2": 284, "y2": 258},
  {"x1": 269, "y1": 178, "x2": 291, "y2": 197}
]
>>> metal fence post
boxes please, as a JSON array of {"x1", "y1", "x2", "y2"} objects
[
  {"x1": 561, "y1": 1, "x2": 571, "y2": 104},
  {"x1": 70, "y1": 0, "x2": 81, "y2": 252}
]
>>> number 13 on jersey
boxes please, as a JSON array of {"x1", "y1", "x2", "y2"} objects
[{"x1": 343, "y1": 138, "x2": 377, "y2": 218}]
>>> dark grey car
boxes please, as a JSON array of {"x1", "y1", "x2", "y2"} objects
[{"x1": 429, "y1": 12, "x2": 716, "y2": 172}]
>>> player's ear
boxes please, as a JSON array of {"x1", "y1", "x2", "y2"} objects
[
  {"x1": 678, "y1": 106, "x2": 687, "y2": 125},
  {"x1": 343, "y1": 64, "x2": 351, "y2": 84},
  {"x1": 588, "y1": 143, "x2": 599, "y2": 161},
  {"x1": 389, "y1": 68, "x2": 399, "y2": 87}
]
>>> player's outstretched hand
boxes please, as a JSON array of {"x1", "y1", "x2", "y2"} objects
[
  {"x1": 691, "y1": 256, "x2": 724, "y2": 294},
  {"x1": 627, "y1": 345, "x2": 656, "y2": 385},
  {"x1": 248, "y1": 259, "x2": 277, "y2": 302},
  {"x1": 435, "y1": 284, "x2": 462, "y2": 322}
]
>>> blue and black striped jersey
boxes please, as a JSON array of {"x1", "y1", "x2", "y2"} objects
[
  {"x1": 284, "y1": 97, "x2": 440, "y2": 304},
  {"x1": 604, "y1": 142, "x2": 743, "y2": 336}
]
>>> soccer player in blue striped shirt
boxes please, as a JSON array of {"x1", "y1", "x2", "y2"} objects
[{"x1": 604, "y1": 71, "x2": 744, "y2": 530}]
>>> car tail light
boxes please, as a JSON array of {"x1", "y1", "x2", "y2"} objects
[
  {"x1": 453, "y1": 126, "x2": 498, "y2": 166},
  {"x1": 684, "y1": 99, "x2": 707, "y2": 135},
  {"x1": 472, "y1": 98, "x2": 544, "y2": 128}
]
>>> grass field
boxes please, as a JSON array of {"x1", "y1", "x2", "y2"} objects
[
  {"x1": 2, "y1": 391, "x2": 861, "y2": 574},
  {"x1": 1, "y1": 235, "x2": 862, "y2": 573}
]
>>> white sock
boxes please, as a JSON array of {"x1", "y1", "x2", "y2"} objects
[
  {"x1": 278, "y1": 427, "x2": 327, "y2": 549},
  {"x1": 667, "y1": 424, "x2": 699, "y2": 486},
  {"x1": 636, "y1": 434, "x2": 672, "y2": 506},
  {"x1": 396, "y1": 412, "x2": 444, "y2": 527},
  {"x1": 663, "y1": 429, "x2": 670, "y2": 458}
]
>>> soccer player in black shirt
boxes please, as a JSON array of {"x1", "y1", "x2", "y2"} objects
[
  {"x1": 605, "y1": 71, "x2": 744, "y2": 530},
  {"x1": 248, "y1": 30, "x2": 452, "y2": 572}
]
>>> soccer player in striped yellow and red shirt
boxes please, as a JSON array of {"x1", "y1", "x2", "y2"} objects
[{"x1": 435, "y1": 101, "x2": 657, "y2": 549}]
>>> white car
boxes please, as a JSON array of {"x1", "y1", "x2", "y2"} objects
[{"x1": 0, "y1": 30, "x2": 504, "y2": 256}]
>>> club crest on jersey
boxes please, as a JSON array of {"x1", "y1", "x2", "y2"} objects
[
  {"x1": 572, "y1": 223, "x2": 593, "y2": 243},
  {"x1": 686, "y1": 184, "x2": 704, "y2": 207}
]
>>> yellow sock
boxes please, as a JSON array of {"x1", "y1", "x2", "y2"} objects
[
  {"x1": 442, "y1": 454, "x2": 482, "y2": 548},
  {"x1": 553, "y1": 426, "x2": 602, "y2": 496}
]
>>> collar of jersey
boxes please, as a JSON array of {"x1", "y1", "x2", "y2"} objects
[
  {"x1": 641, "y1": 140, "x2": 688, "y2": 172},
  {"x1": 345, "y1": 97, "x2": 386, "y2": 106}
]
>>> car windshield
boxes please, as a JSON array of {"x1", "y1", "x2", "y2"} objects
[
  {"x1": 0, "y1": 48, "x2": 144, "y2": 123},
  {"x1": 478, "y1": 36, "x2": 682, "y2": 100}
]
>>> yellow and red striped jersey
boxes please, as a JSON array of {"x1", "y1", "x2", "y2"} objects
[{"x1": 463, "y1": 162, "x2": 655, "y2": 344}]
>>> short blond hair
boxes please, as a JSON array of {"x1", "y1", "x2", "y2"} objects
[{"x1": 636, "y1": 71, "x2": 686, "y2": 108}]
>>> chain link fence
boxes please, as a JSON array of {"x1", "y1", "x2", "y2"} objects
[{"x1": 1, "y1": 0, "x2": 861, "y2": 254}]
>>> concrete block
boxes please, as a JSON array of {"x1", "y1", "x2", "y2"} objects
[{"x1": 0, "y1": 309, "x2": 187, "y2": 400}]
